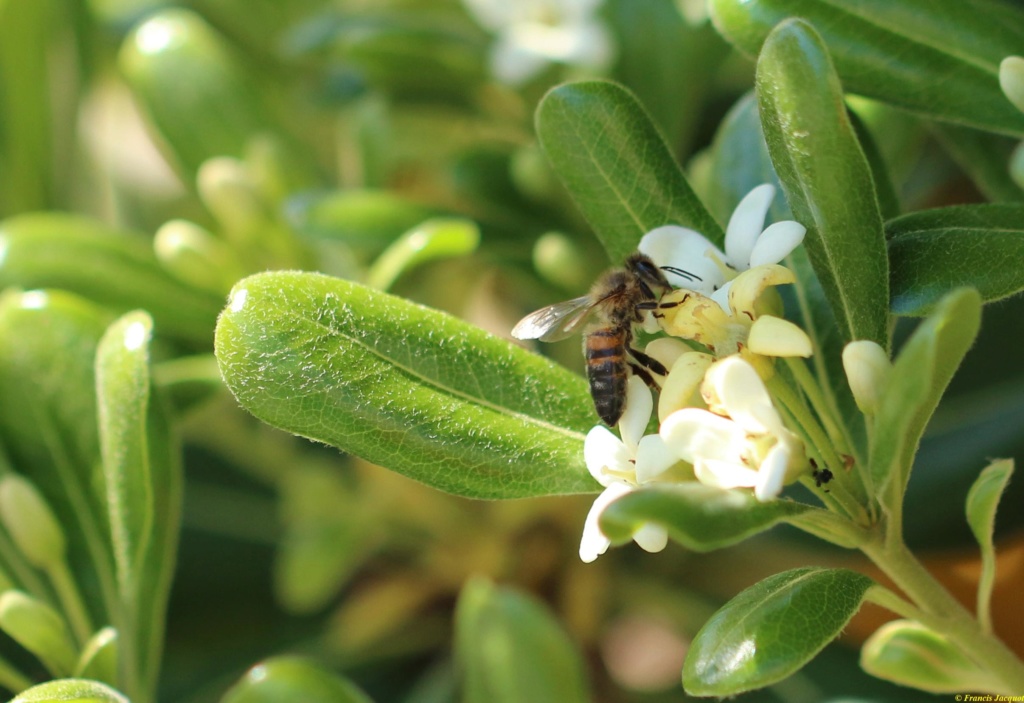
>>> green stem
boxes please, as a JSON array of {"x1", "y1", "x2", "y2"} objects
[
  {"x1": 0, "y1": 653, "x2": 33, "y2": 695},
  {"x1": 784, "y1": 358, "x2": 852, "y2": 457},
  {"x1": 46, "y1": 559, "x2": 93, "y2": 646},
  {"x1": 862, "y1": 538, "x2": 1024, "y2": 692},
  {"x1": 768, "y1": 376, "x2": 870, "y2": 523}
]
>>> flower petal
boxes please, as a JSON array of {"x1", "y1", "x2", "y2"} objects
[
  {"x1": 749, "y1": 220, "x2": 805, "y2": 267},
  {"x1": 638, "y1": 225, "x2": 725, "y2": 293},
  {"x1": 694, "y1": 458, "x2": 759, "y2": 490},
  {"x1": 634, "y1": 434, "x2": 677, "y2": 483},
  {"x1": 754, "y1": 443, "x2": 790, "y2": 501},
  {"x1": 747, "y1": 315, "x2": 813, "y2": 358},
  {"x1": 703, "y1": 356, "x2": 780, "y2": 435},
  {"x1": 490, "y1": 36, "x2": 551, "y2": 84},
  {"x1": 727, "y1": 264, "x2": 796, "y2": 321},
  {"x1": 584, "y1": 425, "x2": 631, "y2": 485},
  {"x1": 644, "y1": 337, "x2": 692, "y2": 373},
  {"x1": 725, "y1": 184, "x2": 775, "y2": 270},
  {"x1": 632, "y1": 523, "x2": 669, "y2": 553},
  {"x1": 579, "y1": 482, "x2": 632, "y2": 563},
  {"x1": 658, "y1": 351, "x2": 713, "y2": 421},
  {"x1": 619, "y1": 375, "x2": 652, "y2": 454},
  {"x1": 660, "y1": 407, "x2": 744, "y2": 464}
]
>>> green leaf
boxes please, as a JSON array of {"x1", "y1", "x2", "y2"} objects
[
  {"x1": 886, "y1": 204, "x2": 1024, "y2": 315},
  {"x1": 870, "y1": 288, "x2": 982, "y2": 515},
  {"x1": 965, "y1": 458, "x2": 1014, "y2": 633},
  {"x1": 609, "y1": 1, "x2": 729, "y2": 153},
  {"x1": 75, "y1": 627, "x2": 119, "y2": 687},
  {"x1": 215, "y1": 271, "x2": 595, "y2": 499},
  {"x1": 0, "y1": 213, "x2": 222, "y2": 345},
  {"x1": 710, "y1": 0, "x2": 1024, "y2": 137},
  {"x1": 221, "y1": 656, "x2": 374, "y2": 703},
  {"x1": 683, "y1": 567, "x2": 875, "y2": 696},
  {"x1": 536, "y1": 80, "x2": 724, "y2": 263},
  {"x1": 756, "y1": 19, "x2": 889, "y2": 347},
  {"x1": 285, "y1": 189, "x2": 446, "y2": 256},
  {"x1": 0, "y1": 290, "x2": 117, "y2": 625},
  {"x1": 860, "y1": 620, "x2": 1008, "y2": 694},
  {"x1": 599, "y1": 484, "x2": 812, "y2": 551},
  {"x1": 931, "y1": 124, "x2": 1024, "y2": 204},
  {"x1": 96, "y1": 312, "x2": 154, "y2": 598},
  {"x1": 366, "y1": 218, "x2": 480, "y2": 290},
  {"x1": 10, "y1": 679, "x2": 129, "y2": 703},
  {"x1": 455, "y1": 578, "x2": 590, "y2": 703},
  {"x1": 0, "y1": 591, "x2": 77, "y2": 677},
  {"x1": 119, "y1": 8, "x2": 291, "y2": 178}
]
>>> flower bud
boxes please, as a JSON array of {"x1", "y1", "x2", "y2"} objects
[
  {"x1": 0, "y1": 475, "x2": 66, "y2": 569},
  {"x1": 842, "y1": 340, "x2": 891, "y2": 414},
  {"x1": 747, "y1": 315, "x2": 812, "y2": 357},
  {"x1": 0, "y1": 590, "x2": 77, "y2": 676},
  {"x1": 999, "y1": 56, "x2": 1024, "y2": 114}
]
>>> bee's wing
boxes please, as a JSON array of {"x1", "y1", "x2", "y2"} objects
[{"x1": 511, "y1": 295, "x2": 596, "y2": 342}]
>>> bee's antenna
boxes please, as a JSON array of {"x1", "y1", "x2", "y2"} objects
[{"x1": 661, "y1": 266, "x2": 702, "y2": 282}]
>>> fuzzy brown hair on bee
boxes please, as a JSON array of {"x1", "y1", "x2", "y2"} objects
[{"x1": 512, "y1": 252, "x2": 699, "y2": 425}]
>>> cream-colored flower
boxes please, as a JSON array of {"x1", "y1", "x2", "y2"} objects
[
  {"x1": 579, "y1": 376, "x2": 677, "y2": 562},
  {"x1": 655, "y1": 264, "x2": 811, "y2": 362},
  {"x1": 639, "y1": 183, "x2": 805, "y2": 292},
  {"x1": 463, "y1": 0, "x2": 614, "y2": 85},
  {"x1": 660, "y1": 356, "x2": 806, "y2": 502},
  {"x1": 842, "y1": 340, "x2": 892, "y2": 414}
]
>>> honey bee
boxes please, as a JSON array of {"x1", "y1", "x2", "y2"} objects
[{"x1": 512, "y1": 252, "x2": 699, "y2": 426}]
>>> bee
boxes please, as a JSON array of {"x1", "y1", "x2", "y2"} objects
[{"x1": 512, "y1": 252, "x2": 699, "y2": 426}]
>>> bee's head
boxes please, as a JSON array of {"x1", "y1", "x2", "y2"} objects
[{"x1": 625, "y1": 252, "x2": 672, "y2": 297}]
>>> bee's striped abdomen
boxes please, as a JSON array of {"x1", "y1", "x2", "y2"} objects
[{"x1": 586, "y1": 327, "x2": 629, "y2": 426}]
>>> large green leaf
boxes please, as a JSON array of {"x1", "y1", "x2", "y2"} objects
[
  {"x1": 599, "y1": 484, "x2": 812, "y2": 551},
  {"x1": 756, "y1": 19, "x2": 889, "y2": 347},
  {"x1": 0, "y1": 214, "x2": 222, "y2": 345},
  {"x1": 710, "y1": 0, "x2": 1024, "y2": 136},
  {"x1": 886, "y1": 204, "x2": 1024, "y2": 315},
  {"x1": 215, "y1": 271, "x2": 595, "y2": 499},
  {"x1": 455, "y1": 578, "x2": 590, "y2": 703},
  {"x1": 870, "y1": 288, "x2": 982, "y2": 515},
  {"x1": 536, "y1": 81, "x2": 724, "y2": 262},
  {"x1": 683, "y1": 567, "x2": 875, "y2": 696}
]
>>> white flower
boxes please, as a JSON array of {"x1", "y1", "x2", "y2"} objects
[
  {"x1": 579, "y1": 376, "x2": 676, "y2": 562},
  {"x1": 638, "y1": 183, "x2": 805, "y2": 293},
  {"x1": 659, "y1": 356, "x2": 805, "y2": 502},
  {"x1": 842, "y1": 340, "x2": 891, "y2": 414},
  {"x1": 462, "y1": 0, "x2": 614, "y2": 85}
]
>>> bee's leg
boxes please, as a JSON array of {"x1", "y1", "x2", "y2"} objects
[
  {"x1": 628, "y1": 348, "x2": 668, "y2": 377},
  {"x1": 628, "y1": 362, "x2": 661, "y2": 391}
]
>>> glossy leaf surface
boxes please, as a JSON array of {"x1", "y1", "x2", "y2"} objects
[
  {"x1": 684, "y1": 568, "x2": 874, "y2": 695},
  {"x1": 711, "y1": 0, "x2": 1024, "y2": 136},
  {"x1": 455, "y1": 578, "x2": 590, "y2": 703},
  {"x1": 757, "y1": 19, "x2": 889, "y2": 347},
  {"x1": 886, "y1": 204, "x2": 1024, "y2": 315},
  {"x1": 536, "y1": 80, "x2": 723, "y2": 263},
  {"x1": 215, "y1": 272, "x2": 595, "y2": 498}
]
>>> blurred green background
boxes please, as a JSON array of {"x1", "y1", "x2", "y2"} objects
[{"x1": 2, "y1": 0, "x2": 1023, "y2": 701}]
